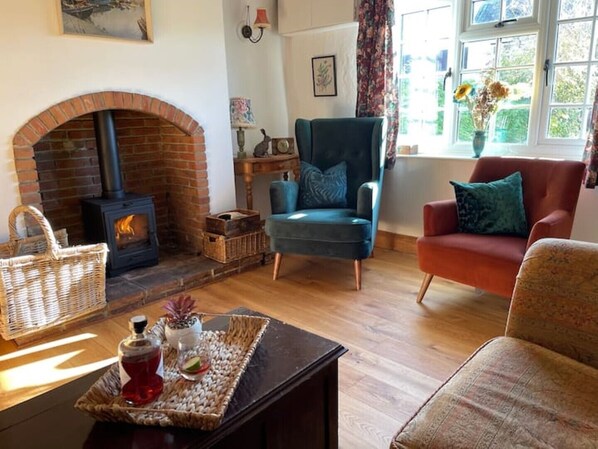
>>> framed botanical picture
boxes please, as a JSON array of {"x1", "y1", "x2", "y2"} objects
[
  {"x1": 312, "y1": 55, "x2": 337, "y2": 97},
  {"x1": 56, "y1": 0, "x2": 153, "y2": 42}
]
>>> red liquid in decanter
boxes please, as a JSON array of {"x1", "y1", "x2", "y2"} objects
[{"x1": 118, "y1": 315, "x2": 164, "y2": 405}]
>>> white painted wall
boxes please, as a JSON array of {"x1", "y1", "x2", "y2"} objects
[
  {"x1": 282, "y1": 28, "x2": 598, "y2": 243},
  {"x1": 222, "y1": 0, "x2": 290, "y2": 216},
  {"x1": 0, "y1": 0, "x2": 235, "y2": 239},
  {"x1": 222, "y1": 22, "x2": 358, "y2": 217},
  {"x1": 283, "y1": 26, "x2": 358, "y2": 127},
  {"x1": 3, "y1": 2, "x2": 594, "y2": 245}
]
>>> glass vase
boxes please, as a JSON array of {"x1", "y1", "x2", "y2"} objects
[{"x1": 472, "y1": 131, "x2": 487, "y2": 158}]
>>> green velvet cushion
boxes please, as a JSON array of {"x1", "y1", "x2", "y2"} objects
[
  {"x1": 298, "y1": 161, "x2": 347, "y2": 209},
  {"x1": 450, "y1": 171, "x2": 528, "y2": 236}
]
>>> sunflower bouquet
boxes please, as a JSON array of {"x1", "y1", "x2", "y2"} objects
[{"x1": 453, "y1": 71, "x2": 510, "y2": 132}]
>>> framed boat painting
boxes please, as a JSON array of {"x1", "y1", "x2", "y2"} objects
[{"x1": 56, "y1": 0, "x2": 153, "y2": 42}]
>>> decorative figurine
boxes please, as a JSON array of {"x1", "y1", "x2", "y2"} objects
[{"x1": 253, "y1": 129, "x2": 271, "y2": 158}]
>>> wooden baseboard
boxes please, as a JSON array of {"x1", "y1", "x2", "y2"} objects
[{"x1": 375, "y1": 230, "x2": 417, "y2": 255}]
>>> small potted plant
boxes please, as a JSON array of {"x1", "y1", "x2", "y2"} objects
[{"x1": 162, "y1": 294, "x2": 202, "y2": 347}]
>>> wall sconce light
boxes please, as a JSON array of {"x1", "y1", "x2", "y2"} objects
[{"x1": 241, "y1": 5, "x2": 270, "y2": 44}]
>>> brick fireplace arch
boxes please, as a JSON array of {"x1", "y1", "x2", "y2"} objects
[{"x1": 12, "y1": 91, "x2": 209, "y2": 252}]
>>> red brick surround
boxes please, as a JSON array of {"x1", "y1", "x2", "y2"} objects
[{"x1": 12, "y1": 92, "x2": 210, "y2": 252}]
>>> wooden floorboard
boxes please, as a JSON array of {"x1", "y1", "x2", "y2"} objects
[{"x1": 0, "y1": 249, "x2": 510, "y2": 447}]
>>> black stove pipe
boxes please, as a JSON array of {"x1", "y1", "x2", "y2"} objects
[{"x1": 93, "y1": 110, "x2": 125, "y2": 200}]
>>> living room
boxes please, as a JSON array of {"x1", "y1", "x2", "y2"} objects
[{"x1": 1, "y1": 1, "x2": 598, "y2": 448}]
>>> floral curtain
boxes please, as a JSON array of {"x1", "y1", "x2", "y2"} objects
[
  {"x1": 355, "y1": 0, "x2": 399, "y2": 169},
  {"x1": 582, "y1": 85, "x2": 598, "y2": 188}
]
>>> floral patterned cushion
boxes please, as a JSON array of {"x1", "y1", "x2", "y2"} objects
[{"x1": 391, "y1": 337, "x2": 598, "y2": 449}]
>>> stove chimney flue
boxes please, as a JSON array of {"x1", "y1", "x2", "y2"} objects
[{"x1": 93, "y1": 110, "x2": 125, "y2": 199}]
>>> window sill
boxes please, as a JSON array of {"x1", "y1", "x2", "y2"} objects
[
  {"x1": 397, "y1": 153, "x2": 478, "y2": 161},
  {"x1": 397, "y1": 144, "x2": 585, "y2": 162}
]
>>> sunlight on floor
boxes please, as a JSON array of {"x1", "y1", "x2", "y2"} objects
[
  {"x1": 0, "y1": 332, "x2": 117, "y2": 396},
  {"x1": 0, "y1": 351, "x2": 117, "y2": 391},
  {"x1": 0, "y1": 333, "x2": 98, "y2": 362}
]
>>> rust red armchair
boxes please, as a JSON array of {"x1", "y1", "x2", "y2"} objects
[{"x1": 416, "y1": 157, "x2": 585, "y2": 302}]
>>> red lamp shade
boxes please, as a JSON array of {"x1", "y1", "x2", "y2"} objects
[{"x1": 254, "y1": 8, "x2": 271, "y2": 29}]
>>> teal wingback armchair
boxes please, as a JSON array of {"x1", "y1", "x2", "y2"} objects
[{"x1": 265, "y1": 117, "x2": 386, "y2": 290}]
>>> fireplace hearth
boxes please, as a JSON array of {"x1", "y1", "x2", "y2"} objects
[{"x1": 81, "y1": 110, "x2": 159, "y2": 276}]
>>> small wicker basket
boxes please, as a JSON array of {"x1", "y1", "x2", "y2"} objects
[
  {"x1": 203, "y1": 229, "x2": 269, "y2": 263},
  {"x1": 0, "y1": 205, "x2": 108, "y2": 340}
]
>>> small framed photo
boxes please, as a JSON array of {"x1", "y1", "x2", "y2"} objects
[
  {"x1": 56, "y1": 0, "x2": 153, "y2": 42},
  {"x1": 312, "y1": 55, "x2": 337, "y2": 97}
]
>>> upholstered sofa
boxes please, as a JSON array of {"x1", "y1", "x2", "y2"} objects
[{"x1": 392, "y1": 238, "x2": 598, "y2": 448}]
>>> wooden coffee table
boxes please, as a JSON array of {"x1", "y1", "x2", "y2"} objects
[{"x1": 0, "y1": 308, "x2": 346, "y2": 449}]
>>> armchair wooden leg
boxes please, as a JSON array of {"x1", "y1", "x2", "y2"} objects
[
  {"x1": 354, "y1": 259, "x2": 362, "y2": 290},
  {"x1": 273, "y1": 253, "x2": 282, "y2": 281},
  {"x1": 416, "y1": 273, "x2": 434, "y2": 303}
]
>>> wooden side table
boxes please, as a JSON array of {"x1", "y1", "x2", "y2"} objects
[{"x1": 234, "y1": 154, "x2": 300, "y2": 210}]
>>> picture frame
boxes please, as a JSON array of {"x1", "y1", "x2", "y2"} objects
[
  {"x1": 56, "y1": 0, "x2": 153, "y2": 43},
  {"x1": 312, "y1": 55, "x2": 337, "y2": 97}
]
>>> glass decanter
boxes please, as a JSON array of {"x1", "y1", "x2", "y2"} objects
[{"x1": 118, "y1": 315, "x2": 164, "y2": 405}]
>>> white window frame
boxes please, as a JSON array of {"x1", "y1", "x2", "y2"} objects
[
  {"x1": 395, "y1": 0, "x2": 586, "y2": 160},
  {"x1": 464, "y1": 0, "x2": 542, "y2": 33},
  {"x1": 455, "y1": 1, "x2": 548, "y2": 152},
  {"x1": 537, "y1": 0, "x2": 598, "y2": 149},
  {"x1": 395, "y1": 1, "x2": 456, "y2": 149}
]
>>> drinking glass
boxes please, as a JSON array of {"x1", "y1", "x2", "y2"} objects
[{"x1": 177, "y1": 332, "x2": 211, "y2": 381}]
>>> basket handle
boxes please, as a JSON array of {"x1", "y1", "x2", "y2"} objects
[{"x1": 8, "y1": 205, "x2": 60, "y2": 258}]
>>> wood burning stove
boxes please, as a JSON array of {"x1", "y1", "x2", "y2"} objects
[
  {"x1": 82, "y1": 194, "x2": 158, "y2": 276},
  {"x1": 81, "y1": 110, "x2": 159, "y2": 276}
]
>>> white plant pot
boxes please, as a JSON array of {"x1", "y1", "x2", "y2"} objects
[{"x1": 164, "y1": 317, "x2": 202, "y2": 348}]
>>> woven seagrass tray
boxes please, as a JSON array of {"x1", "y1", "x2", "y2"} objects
[{"x1": 75, "y1": 314, "x2": 269, "y2": 430}]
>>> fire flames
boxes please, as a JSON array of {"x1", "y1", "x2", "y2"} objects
[
  {"x1": 114, "y1": 214, "x2": 149, "y2": 250},
  {"x1": 115, "y1": 215, "x2": 136, "y2": 240}
]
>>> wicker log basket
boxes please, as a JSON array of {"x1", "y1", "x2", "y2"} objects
[
  {"x1": 0, "y1": 205, "x2": 108, "y2": 340},
  {"x1": 0, "y1": 228, "x2": 69, "y2": 259}
]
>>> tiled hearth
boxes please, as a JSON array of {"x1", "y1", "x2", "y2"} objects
[{"x1": 106, "y1": 250, "x2": 272, "y2": 315}]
